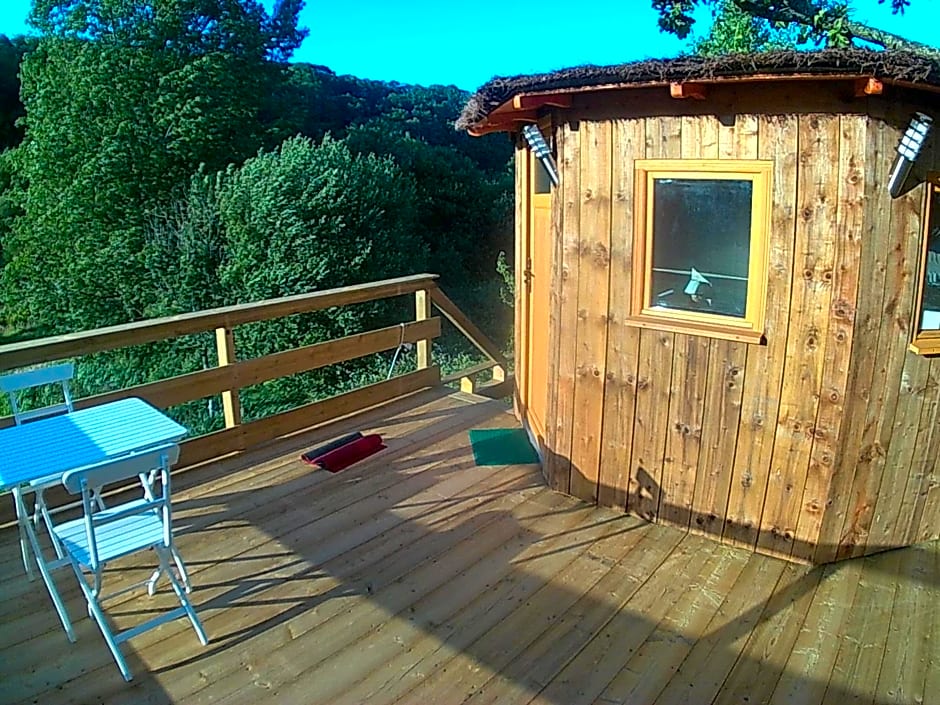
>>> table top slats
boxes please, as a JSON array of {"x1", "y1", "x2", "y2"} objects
[{"x1": 0, "y1": 398, "x2": 187, "y2": 489}]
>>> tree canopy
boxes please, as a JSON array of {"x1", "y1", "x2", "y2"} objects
[{"x1": 654, "y1": 0, "x2": 940, "y2": 58}]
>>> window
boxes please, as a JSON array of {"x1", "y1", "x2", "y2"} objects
[
  {"x1": 910, "y1": 175, "x2": 940, "y2": 355},
  {"x1": 630, "y1": 160, "x2": 772, "y2": 343}
]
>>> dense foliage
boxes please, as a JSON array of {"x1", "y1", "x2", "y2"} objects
[
  {"x1": 655, "y1": 0, "x2": 939, "y2": 57},
  {"x1": 0, "y1": 1, "x2": 513, "y2": 431}
]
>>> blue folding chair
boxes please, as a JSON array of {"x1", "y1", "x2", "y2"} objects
[
  {"x1": 0, "y1": 363, "x2": 81, "y2": 572},
  {"x1": 52, "y1": 444, "x2": 208, "y2": 681}
]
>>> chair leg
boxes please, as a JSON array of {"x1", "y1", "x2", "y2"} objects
[
  {"x1": 146, "y1": 546, "x2": 192, "y2": 596},
  {"x1": 11, "y1": 489, "x2": 35, "y2": 581},
  {"x1": 73, "y1": 566, "x2": 134, "y2": 682},
  {"x1": 34, "y1": 488, "x2": 65, "y2": 559},
  {"x1": 156, "y1": 546, "x2": 207, "y2": 646}
]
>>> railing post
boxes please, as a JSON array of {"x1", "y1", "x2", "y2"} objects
[
  {"x1": 415, "y1": 289, "x2": 432, "y2": 370},
  {"x1": 215, "y1": 326, "x2": 242, "y2": 430}
]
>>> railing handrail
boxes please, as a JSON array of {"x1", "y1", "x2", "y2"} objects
[{"x1": 0, "y1": 273, "x2": 439, "y2": 371}]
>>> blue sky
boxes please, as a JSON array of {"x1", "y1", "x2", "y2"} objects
[{"x1": 0, "y1": 1, "x2": 938, "y2": 90}]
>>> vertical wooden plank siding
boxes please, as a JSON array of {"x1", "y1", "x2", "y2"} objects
[
  {"x1": 795, "y1": 115, "x2": 865, "y2": 564},
  {"x1": 598, "y1": 119, "x2": 645, "y2": 510},
  {"x1": 724, "y1": 114, "x2": 798, "y2": 550},
  {"x1": 865, "y1": 153, "x2": 928, "y2": 553},
  {"x1": 568, "y1": 121, "x2": 612, "y2": 502},
  {"x1": 628, "y1": 116, "x2": 680, "y2": 521},
  {"x1": 846, "y1": 103, "x2": 920, "y2": 558},
  {"x1": 902, "y1": 136, "x2": 940, "y2": 546},
  {"x1": 690, "y1": 115, "x2": 749, "y2": 538},
  {"x1": 544, "y1": 120, "x2": 582, "y2": 492},
  {"x1": 824, "y1": 112, "x2": 891, "y2": 560},
  {"x1": 759, "y1": 114, "x2": 840, "y2": 560},
  {"x1": 660, "y1": 333, "x2": 710, "y2": 526}
]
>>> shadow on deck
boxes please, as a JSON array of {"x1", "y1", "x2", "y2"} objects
[{"x1": 1, "y1": 386, "x2": 937, "y2": 705}]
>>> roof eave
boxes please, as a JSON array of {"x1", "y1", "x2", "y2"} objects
[{"x1": 465, "y1": 72, "x2": 940, "y2": 136}]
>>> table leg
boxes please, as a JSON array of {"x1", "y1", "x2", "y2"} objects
[{"x1": 13, "y1": 486, "x2": 75, "y2": 642}]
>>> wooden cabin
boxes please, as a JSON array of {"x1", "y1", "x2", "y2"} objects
[{"x1": 458, "y1": 48, "x2": 940, "y2": 564}]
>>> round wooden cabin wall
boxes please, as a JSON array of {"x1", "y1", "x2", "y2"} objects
[{"x1": 517, "y1": 93, "x2": 940, "y2": 565}]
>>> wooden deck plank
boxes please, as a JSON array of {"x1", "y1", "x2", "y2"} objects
[
  {"x1": 464, "y1": 533, "x2": 708, "y2": 705},
  {"x1": 767, "y1": 559, "x2": 864, "y2": 704},
  {"x1": 647, "y1": 550, "x2": 788, "y2": 705},
  {"x1": 821, "y1": 548, "x2": 903, "y2": 704},
  {"x1": 3, "y1": 388, "x2": 940, "y2": 705},
  {"x1": 542, "y1": 541, "x2": 749, "y2": 705},
  {"x1": 873, "y1": 541, "x2": 935, "y2": 705},
  {"x1": 710, "y1": 562, "x2": 822, "y2": 705},
  {"x1": 395, "y1": 524, "x2": 686, "y2": 705},
  {"x1": 268, "y1": 508, "x2": 648, "y2": 705},
  {"x1": 336, "y1": 514, "x2": 653, "y2": 705}
]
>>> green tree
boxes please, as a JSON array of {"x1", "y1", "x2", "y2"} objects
[
  {"x1": 212, "y1": 135, "x2": 428, "y2": 415},
  {"x1": 3, "y1": 0, "x2": 306, "y2": 332},
  {"x1": 693, "y1": 0, "x2": 802, "y2": 55},
  {"x1": 654, "y1": 0, "x2": 940, "y2": 57}
]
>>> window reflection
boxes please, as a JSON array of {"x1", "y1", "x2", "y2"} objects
[{"x1": 650, "y1": 178, "x2": 753, "y2": 318}]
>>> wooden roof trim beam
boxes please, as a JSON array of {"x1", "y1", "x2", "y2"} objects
[
  {"x1": 468, "y1": 110, "x2": 540, "y2": 136},
  {"x1": 670, "y1": 82, "x2": 708, "y2": 100},
  {"x1": 854, "y1": 76, "x2": 884, "y2": 96},
  {"x1": 511, "y1": 94, "x2": 574, "y2": 111}
]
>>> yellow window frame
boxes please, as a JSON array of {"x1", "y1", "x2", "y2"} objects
[
  {"x1": 629, "y1": 159, "x2": 772, "y2": 344},
  {"x1": 910, "y1": 174, "x2": 940, "y2": 356}
]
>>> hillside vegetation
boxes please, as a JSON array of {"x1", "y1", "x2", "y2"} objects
[{"x1": 0, "y1": 3, "x2": 513, "y2": 433}]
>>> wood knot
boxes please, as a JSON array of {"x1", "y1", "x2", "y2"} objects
[
  {"x1": 593, "y1": 243, "x2": 610, "y2": 266},
  {"x1": 577, "y1": 308, "x2": 588, "y2": 320}
]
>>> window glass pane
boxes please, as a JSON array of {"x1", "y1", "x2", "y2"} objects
[
  {"x1": 919, "y1": 185, "x2": 940, "y2": 330},
  {"x1": 650, "y1": 178, "x2": 753, "y2": 318}
]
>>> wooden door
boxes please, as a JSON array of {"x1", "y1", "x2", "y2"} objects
[{"x1": 522, "y1": 148, "x2": 552, "y2": 452}]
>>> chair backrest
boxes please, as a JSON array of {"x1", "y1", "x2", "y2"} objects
[
  {"x1": 0, "y1": 362, "x2": 75, "y2": 425},
  {"x1": 61, "y1": 444, "x2": 180, "y2": 569},
  {"x1": 61, "y1": 443, "x2": 180, "y2": 496}
]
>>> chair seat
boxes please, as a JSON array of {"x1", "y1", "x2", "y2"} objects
[{"x1": 53, "y1": 499, "x2": 163, "y2": 567}]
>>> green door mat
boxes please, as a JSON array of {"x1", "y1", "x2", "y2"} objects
[{"x1": 468, "y1": 428, "x2": 540, "y2": 465}]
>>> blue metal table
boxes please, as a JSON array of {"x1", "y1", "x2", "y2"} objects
[{"x1": 0, "y1": 397, "x2": 187, "y2": 640}]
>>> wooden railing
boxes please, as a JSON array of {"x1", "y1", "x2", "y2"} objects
[{"x1": 0, "y1": 274, "x2": 510, "y2": 468}]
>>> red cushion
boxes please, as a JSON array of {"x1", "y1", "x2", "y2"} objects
[{"x1": 313, "y1": 434, "x2": 385, "y2": 473}]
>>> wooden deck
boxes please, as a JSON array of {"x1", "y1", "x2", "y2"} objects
[{"x1": 1, "y1": 387, "x2": 938, "y2": 705}]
